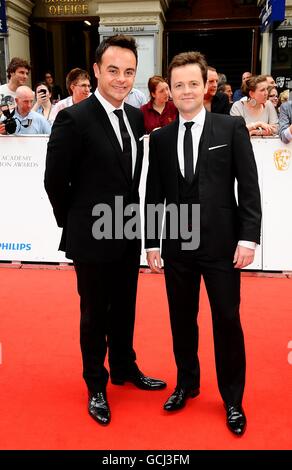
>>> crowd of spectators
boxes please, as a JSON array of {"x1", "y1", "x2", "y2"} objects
[
  {"x1": 1, "y1": 55, "x2": 292, "y2": 143},
  {"x1": 230, "y1": 74, "x2": 278, "y2": 137}
]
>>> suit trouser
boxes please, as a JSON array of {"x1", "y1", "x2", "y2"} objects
[
  {"x1": 163, "y1": 255, "x2": 245, "y2": 405},
  {"x1": 74, "y1": 244, "x2": 140, "y2": 393}
]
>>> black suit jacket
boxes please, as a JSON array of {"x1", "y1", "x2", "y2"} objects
[
  {"x1": 45, "y1": 94, "x2": 145, "y2": 263},
  {"x1": 145, "y1": 112, "x2": 262, "y2": 259}
]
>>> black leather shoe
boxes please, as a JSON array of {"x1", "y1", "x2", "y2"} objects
[
  {"x1": 225, "y1": 404, "x2": 246, "y2": 436},
  {"x1": 111, "y1": 371, "x2": 166, "y2": 390},
  {"x1": 164, "y1": 387, "x2": 200, "y2": 411},
  {"x1": 88, "y1": 392, "x2": 111, "y2": 425}
]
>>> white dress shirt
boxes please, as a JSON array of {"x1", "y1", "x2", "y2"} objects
[{"x1": 94, "y1": 88, "x2": 137, "y2": 177}]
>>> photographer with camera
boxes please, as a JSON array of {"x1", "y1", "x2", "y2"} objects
[
  {"x1": 0, "y1": 86, "x2": 51, "y2": 135},
  {"x1": 0, "y1": 94, "x2": 17, "y2": 134}
]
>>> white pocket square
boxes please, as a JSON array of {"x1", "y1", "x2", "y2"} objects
[{"x1": 208, "y1": 144, "x2": 228, "y2": 150}]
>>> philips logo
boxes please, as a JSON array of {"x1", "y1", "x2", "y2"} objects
[{"x1": 0, "y1": 243, "x2": 31, "y2": 251}]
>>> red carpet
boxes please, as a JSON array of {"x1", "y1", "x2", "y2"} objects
[{"x1": 0, "y1": 266, "x2": 292, "y2": 450}]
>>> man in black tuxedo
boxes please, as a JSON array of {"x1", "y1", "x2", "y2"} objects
[
  {"x1": 145, "y1": 51, "x2": 261, "y2": 436},
  {"x1": 45, "y1": 35, "x2": 166, "y2": 426}
]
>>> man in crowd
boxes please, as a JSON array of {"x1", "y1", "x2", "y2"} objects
[
  {"x1": 145, "y1": 51, "x2": 261, "y2": 436},
  {"x1": 233, "y1": 71, "x2": 252, "y2": 102},
  {"x1": 49, "y1": 68, "x2": 91, "y2": 122},
  {"x1": 0, "y1": 57, "x2": 31, "y2": 99},
  {"x1": 45, "y1": 34, "x2": 166, "y2": 427},
  {"x1": 266, "y1": 75, "x2": 276, "y2": 87},
  {"x1": 0, "y1": 85, "x2": 51, "y2": 135},
  {"x1": 125, "y1": 87, "x2": 147, "y2": 108},
  {"x1": 279, "y1": 99, "x2": 292, "y2": 143},
  {"x1": 203, "y1": 66, "x2": 230, "y2": 114}
]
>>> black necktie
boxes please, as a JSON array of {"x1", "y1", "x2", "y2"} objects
[
  {"x1": 184, "y1": 121, "x2": 194, "y2": 184},
  {"x1": 113, "y1": 109, "x2": 132, "y2": 180}
]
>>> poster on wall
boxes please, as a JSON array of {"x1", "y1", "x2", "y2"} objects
[
  {"x1": 272, "y1": 29, "x2": 292, "y2": 93},
  {"x1": 0, "y1": 136, "x2": 70, "y2": 263},
  {"x1": 133, "y1": 35, "x2": 155, "y2": 98},
  {"x1": 98, "y1": 25, "x2": 157, "y2": 99}
]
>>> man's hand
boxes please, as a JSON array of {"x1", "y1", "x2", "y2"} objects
[
  {"x1": 0, "y1": 123, "x2": 6, "y2": 135},
  {"x1": 146, "y1": 250, "x2": 163, "y2": 273},
  {"x1": 233, "y1": 245, "x2": 255, "y2": 269}
]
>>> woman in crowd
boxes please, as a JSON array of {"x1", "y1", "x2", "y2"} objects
[
  {"x1": 49, "y1": 68, "x2": 91, "y2": 122},
  {"x1": 140, "y1": 75, "x2": 177, "y2": 134},
  {"x1": 32, "y1": 82, "x2": 55, "y2": 125},
  {"x1": 44, "y1": 71, "x2": 63, "y2": 103},
  {"x1": 267, "y1": 85, "x2": 279, "y2": 114},
  {"x1": 230, "y1": 75, "x2": 278, "y2": 137}
]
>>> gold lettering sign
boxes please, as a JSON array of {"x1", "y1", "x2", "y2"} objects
[
  {"x1": 274, "y1": 149, "x2": 291, "y2": 171},
  {"x1": 44, "y1": 0, "x2": 88, "y2": 16}
]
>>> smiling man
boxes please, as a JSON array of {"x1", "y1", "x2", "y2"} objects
[
  {"x1": 0, "y1": 57, "x2": 31, "y2": 100},
  {"x1": 49, "y1": 68, "x2": 91, "y2": 122},
  {"x1": 45, "y1": 34, "x2": 166, "y2": 427},
  {"x1": 145, "y1": 51, "x2": 261, "y2": 436}
]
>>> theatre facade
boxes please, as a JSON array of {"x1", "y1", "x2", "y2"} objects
[{"x1": 1, "y1": 1, "x2": 292, "y2": 95}]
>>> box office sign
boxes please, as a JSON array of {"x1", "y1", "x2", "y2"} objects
[{"x1": 43, "y1": 0, "x2": 89, "y2": 16}]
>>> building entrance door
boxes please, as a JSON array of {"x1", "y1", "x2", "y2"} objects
[
  {"x1": 165, "y1": 28, "x2": 258, "y2": 91},
  {"x1": 30, "y1": 19, "x2": 99, "y2": 96}
]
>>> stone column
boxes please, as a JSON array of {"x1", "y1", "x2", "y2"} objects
[{"x1": 5, "y1": 0, "x2": 34, "y2": 62}]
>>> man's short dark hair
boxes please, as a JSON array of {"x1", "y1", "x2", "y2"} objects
[
  {"x1": 168, "y1": 51, "x2": 208, "y2": 86},
  {"x1": 7, "y1": 57, "x2": 31, "y2": 79},
  {"x1": 95, "y1": 34, "x2": 138, "y2": 66}
]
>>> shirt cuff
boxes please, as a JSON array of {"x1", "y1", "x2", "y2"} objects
[
  {"x1": 238, "y1": 240, "x2": 256, "y2": 250},
  {"x1": 145, "y1": 247, "x2": 160, "y2": 252}
]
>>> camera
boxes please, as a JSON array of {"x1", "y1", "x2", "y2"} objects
[
  {"x1": 0, "y1": 95, "x2": 17, "y2": 134},
  {"x1": 39, "y1": 88, "x2": 47, "y2": 96}
]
